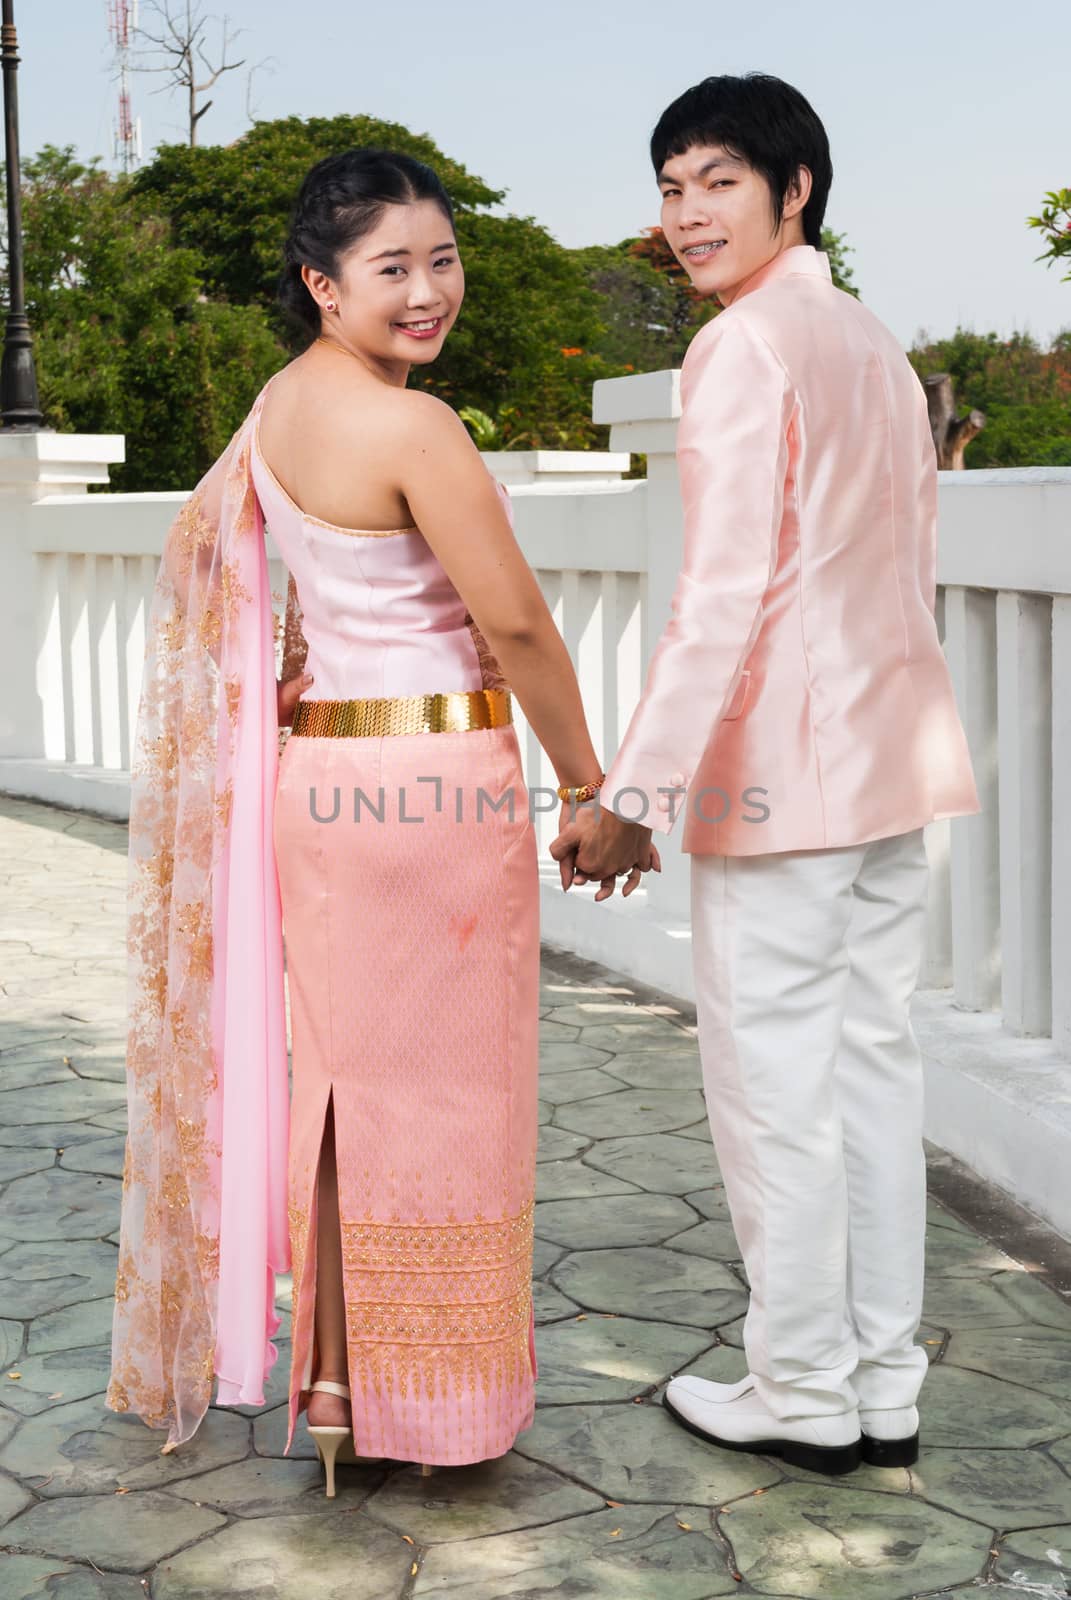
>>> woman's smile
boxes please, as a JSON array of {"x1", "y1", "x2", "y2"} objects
[{"x1": 391, "y1": 316, "x2": 445, "y2": 340}]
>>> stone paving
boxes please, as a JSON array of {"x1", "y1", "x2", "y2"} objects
[{"x1": 1, "y1": 793, "x2": 1071, "y2": 1599}]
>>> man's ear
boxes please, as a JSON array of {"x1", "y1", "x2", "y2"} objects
[{"x1": 783, "y1": 164, "x2": 813, "y2": 223}]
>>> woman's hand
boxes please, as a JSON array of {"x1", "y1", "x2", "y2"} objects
[
  {"x1": 277, "y1": 671, "x2": 313, "y2": 728},
  {"x1": 551, "y1": 804, "x2": 661, "y2": 901}
]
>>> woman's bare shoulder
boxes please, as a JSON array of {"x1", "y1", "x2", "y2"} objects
[{"x1": 386, "y1": 385, "x2": 470, "y2": 442}]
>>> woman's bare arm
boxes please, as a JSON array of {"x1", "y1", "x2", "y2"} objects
[{"x1": 395, "y1": 393, "x2": 603, "y2": 790}]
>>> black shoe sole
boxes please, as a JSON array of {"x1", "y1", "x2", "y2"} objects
[
  {"x1": 861, "y1": 1431, "x2": 919, "y2": 1468},
  {"x1": 662, "y1": 1392, "x2": 862, "y2": 1477}
]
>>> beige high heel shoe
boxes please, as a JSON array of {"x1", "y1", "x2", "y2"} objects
[{"x1": 307, "y1": 1380, "x2": 379, "y2": 1497}]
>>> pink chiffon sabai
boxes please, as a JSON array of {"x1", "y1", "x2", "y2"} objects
[{"x1": 108, "y1": 414, "x2": 290, "y2": 1448}]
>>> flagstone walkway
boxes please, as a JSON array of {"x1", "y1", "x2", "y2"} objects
[{"x1": 1, "y1": 792, "x2": 1071, "y2": 1599}]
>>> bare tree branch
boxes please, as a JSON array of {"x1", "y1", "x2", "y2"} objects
[
  {"x1": 133, "y1": 0, "x2": 252, "y2": 147},
  {"x1": 245, "y1": 56, "x2": 279, "y2": 123}
]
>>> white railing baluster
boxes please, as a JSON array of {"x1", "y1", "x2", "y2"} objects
[
  {"x1": 922, "y1": 818, "x2": 952, "y2": 989},
  {"x1": 574, "y1": 572, "x2": 603, "y2": 768},
  {"x1": 523, "y1": 570, "x2": 562, "y2": 849},
  {"x1": 57, "y1": 555, "x2": 76, "y2": 765},
  {"x1": 94, "y1": 555, "x2": 123, "y2": 770},
  {"x1": 944, "y1": 586, "x2": 1001, "y2": 1010},
  {"x1": 69, "y1": 555, "x2": 96, "y2": 766},
  {"x1": 600, "y1": 571, "x2": 620, "y2": 766},
  {"x1": 115, "y1": 557, "x2": 131, "y2": 770},
  {"x1": 996, "y1": 590, "x2": 1053, "y2": 1034},
  {"x1": 36, "y1": 553, "x2": 66, "y2": 763},
  {"x1": 124, "y1": 555, "x2": 154, "y2": 765},
  {"x1": 1052, "y1": 596, "x2": 1071, "y2": 1055}
]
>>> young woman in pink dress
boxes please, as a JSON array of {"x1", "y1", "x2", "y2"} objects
[{"x1": 107, "y1": 149, "x2": 656, "y2": 1493}]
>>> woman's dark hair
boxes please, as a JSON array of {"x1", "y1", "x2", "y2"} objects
[
  {"x1": 279, "y1": 148, "x2": 455, "y2": 334},
  {"x1": 650, "y1": 74, "x2": 832, "y2": 249}
]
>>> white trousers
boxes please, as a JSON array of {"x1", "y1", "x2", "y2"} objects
[{"x1": 690, "y1": 828, "x2": 931, "y2": 1421}]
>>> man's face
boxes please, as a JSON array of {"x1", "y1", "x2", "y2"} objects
[{"x1": 658, "y1": 143, "x2": 788, "y2": 304}]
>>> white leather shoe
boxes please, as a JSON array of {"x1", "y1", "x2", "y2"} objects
[
  {"x1": 664, "y1": 1374, "x2": 861, "y2": 1476},
  {"x1": 859, "y1": 1404, "x2": 920, "y2": 1467}
]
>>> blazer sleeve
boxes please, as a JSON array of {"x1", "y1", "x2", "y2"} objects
[{"x1": 602, "y1": 313, "x2": 794, "y2": 834}]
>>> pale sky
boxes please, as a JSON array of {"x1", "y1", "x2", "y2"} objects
[{"x1": 17, "y1": 0, "x2": 1071, "y2": 350}]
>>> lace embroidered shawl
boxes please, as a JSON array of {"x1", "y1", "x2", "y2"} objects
[{"x1": 107, "y1": 404, "x2": 297, "y2": 1449}]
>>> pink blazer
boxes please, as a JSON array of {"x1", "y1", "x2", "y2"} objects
[{"x1": 603, "y1": 245, "x2": 979, "y2": 855}]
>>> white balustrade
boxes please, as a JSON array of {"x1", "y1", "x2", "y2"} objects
[{"x1": 2, "y1": 390, "x2": 1069, "y2": 1228}]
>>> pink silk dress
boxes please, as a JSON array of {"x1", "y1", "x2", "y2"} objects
[{"x1": 251, "y1": 428, "x2": 540, "y2": 1466}]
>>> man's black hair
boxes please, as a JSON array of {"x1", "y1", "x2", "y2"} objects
[{"x1": 651, "y1": 74, "x2": 832, "y2": 249}]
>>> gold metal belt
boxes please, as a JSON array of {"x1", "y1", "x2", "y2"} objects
[{"x1": 290, "y1": 689, "x2": 512, "y2": 738}]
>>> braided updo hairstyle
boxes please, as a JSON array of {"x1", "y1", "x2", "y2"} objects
[{"x1": 279, "y1": 149, "x2": 456, "y2": 335}]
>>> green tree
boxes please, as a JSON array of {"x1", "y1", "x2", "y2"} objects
[
  {"x1": 1028, "y1": 189, "x2": 1071, "y2": 281},
  {"x1": 5, "y1": 145, "x2": 284, "y2": 489},
  {"x1": 821, "y1": 229, "x2": 859, "y2": 298},
  {"x1": 576, "y1": 224, "x2": 860, "y2": 377},
  {"x1": 908, "y1": 327, "x2": 1071, "y2": 467},
  {"x1": 575, "y1": 235, "x2": 715, "y2": 373}
]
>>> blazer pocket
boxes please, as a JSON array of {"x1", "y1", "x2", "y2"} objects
[{"x1": 722, "y1": 669, "x2": 751, "y2": 722}]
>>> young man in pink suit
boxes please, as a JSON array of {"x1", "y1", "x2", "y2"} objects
[{"x1": 552, "y1": 73, "x2": 978, "y2": 1475}]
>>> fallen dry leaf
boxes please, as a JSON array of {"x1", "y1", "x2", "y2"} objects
[
  {"x1": 115, "y1": 1487, "x2": 132, "y2": 1495},
  {"x1": 609, "y1": 1529, "x2": 622, "y2": 1538},
  {"x1": 410, "y1": 1563, "x2": 419, "y2": 1577},
  {"x1": 47, "y1": 1392, "x2": 63, "y2": 1400},
  {"x1": 924, "y1": 1338, "x2": 942, "y2": 1346},
  {"x1": 6, "y1": 1372, "x2": 21, "y2": 1381},
  {"x1": 402, "y1": 1535, "x2": 414, "y2": 1545},
  {"x1": 676, "y1": 1520, "x2": 692, "y2": 1531},
  {"x1": 605, "y1": 1499, "x2": 623, "y2": 1508},
  {"x1": 575, "y1": 1314, "x2": 588, "y2": 1321}
]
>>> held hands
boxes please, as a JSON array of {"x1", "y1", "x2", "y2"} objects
[{"x1": 549, "y1": 801, "x2": 661, "y2": 902}]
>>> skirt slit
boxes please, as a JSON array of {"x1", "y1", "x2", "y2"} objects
[{"x1": 275, "y1": 725, "x2": 540, "y2": 1465}]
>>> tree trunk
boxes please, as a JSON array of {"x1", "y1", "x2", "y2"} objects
[{"x1": 924, "y1": 373, "x2": 986, "y2": 470}]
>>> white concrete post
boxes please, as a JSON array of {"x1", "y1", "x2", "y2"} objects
[
  {"x1": 594, "y1": 370, "x2": 692, "y2": 931},
  {"x1": 0, "y1": 432, "x2": 125, "y2": 766}
]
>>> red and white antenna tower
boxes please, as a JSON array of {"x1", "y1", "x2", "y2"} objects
[{"x1": 107, "y1": 0, "x2": 142, "y2": 172}]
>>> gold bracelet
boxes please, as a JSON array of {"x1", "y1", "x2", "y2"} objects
[{"x1": 556, "y1": 773, "x2": 606, "y2": 805}]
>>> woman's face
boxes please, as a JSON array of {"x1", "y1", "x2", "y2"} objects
[{"x1": 315, "y1": 199, "x2": 464, "y2": 368}]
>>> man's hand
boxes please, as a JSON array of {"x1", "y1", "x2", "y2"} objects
[
  {"x1": 277, "y1": 671, "x2": 313, "y2": 728},
  {"x1": 549, "y1": 804, "x2": 661, "y2": 901}
]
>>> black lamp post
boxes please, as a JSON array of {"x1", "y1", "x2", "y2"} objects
[{"x1": 1, "y1": 0, "x2": 42, "y2": 430}]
